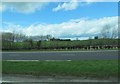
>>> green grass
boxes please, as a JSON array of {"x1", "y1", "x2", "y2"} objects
[{"x1": 2, "y1": 60, "x2": 118, "y2": 78}]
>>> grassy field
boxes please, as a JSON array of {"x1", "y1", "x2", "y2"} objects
[{"x1": 2, "y1": 60, "x2": 118, "y2": 78}]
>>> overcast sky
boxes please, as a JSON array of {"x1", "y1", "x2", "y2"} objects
[{"x1": 1, "y1": 1, "x2": 118, "y2": 40}]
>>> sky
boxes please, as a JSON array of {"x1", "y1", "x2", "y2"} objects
[{"x1": 1, "y1": 1, "x2": 118, "y2": 40}]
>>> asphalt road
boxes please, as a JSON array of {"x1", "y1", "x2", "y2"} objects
[{"x1": 2, "y1": 50, "x2": 118, "y2": 60}]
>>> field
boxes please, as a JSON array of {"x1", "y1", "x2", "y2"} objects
[{"x1": 2, "y1": 60, "x2": 119, "y2": 78}]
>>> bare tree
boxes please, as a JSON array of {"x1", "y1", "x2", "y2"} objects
[
  {"x1": 11, "y1": 32, "x2": 26, "y2": 42},
  {"x1": 101, "y1": 25, "x2": 111, "y2": 39},
  {"x1": 2, "y1": 32, "x2": 13, "y2": 42},
  {"x1": 46, "y1": 35, "x2": 52, "y2": 41},
  {"x1": 111, "y1": 27, "x2": 118, "y2": 39}
]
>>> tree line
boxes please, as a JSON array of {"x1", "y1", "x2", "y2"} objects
[{"x1": 2, "y1": 32, "x2": 119, "y2": 51}]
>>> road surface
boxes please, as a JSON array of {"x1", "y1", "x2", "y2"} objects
[{"x1": 2, "y1": 50, "x2": 118, "y2": 60}]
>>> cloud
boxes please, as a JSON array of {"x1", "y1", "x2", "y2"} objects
[
  {"x1": 0, "y1": 3, "x2": 5, "y2": 12},
  {"x1": 52, "y1": 0, "x2": 93, "y2": 12},
  {"x1": 52, "y1": 0, "x2": 118, "y2": 12},
  {"x1": 1, "y1": 2, "x2": 48, "y2": 14},
  {"x1": 1, "y1": 16, "x2": 118, "y2": 40},
  {"x1": 0, "y1": 3, "x2": 3, "y2": 11},
  {"x1": 53, "y1": 0, "x2": 79, "y2": 11}
]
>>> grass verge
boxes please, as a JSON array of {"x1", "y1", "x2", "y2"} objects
[{"x1": 2, "y1": 60, "x2": 118, "y2": 78}]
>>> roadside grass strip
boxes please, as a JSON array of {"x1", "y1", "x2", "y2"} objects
[{"x1": 2, "y1": 60, "x2": 118, "y2": 78}]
